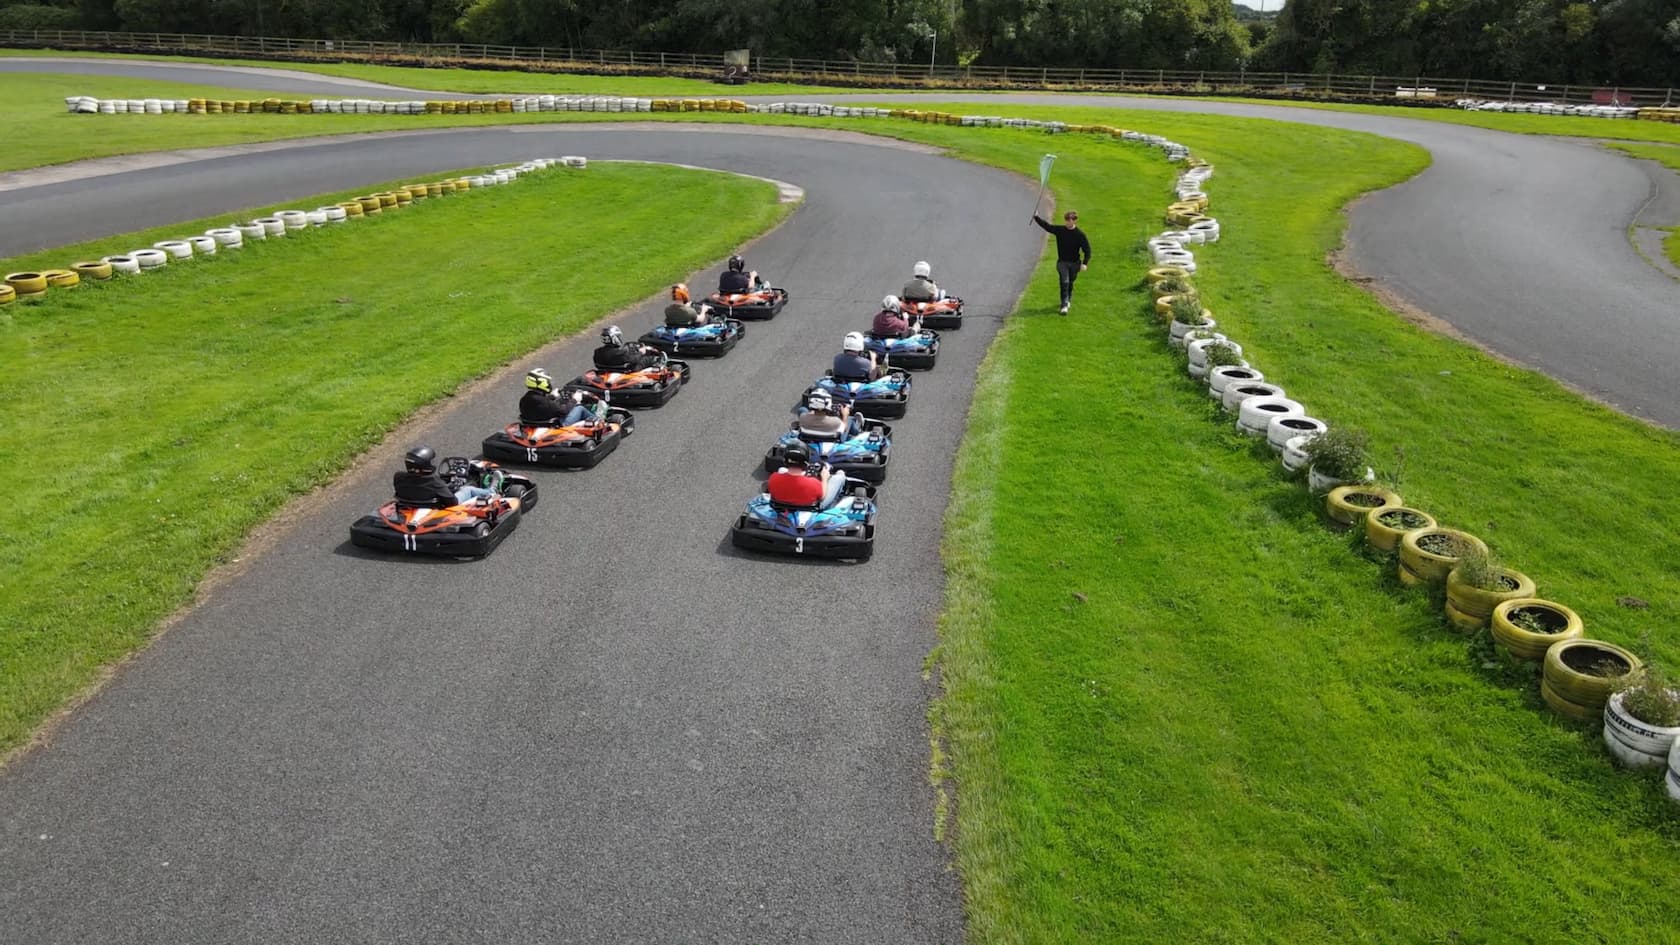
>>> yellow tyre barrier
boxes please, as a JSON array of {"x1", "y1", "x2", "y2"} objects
[
  {"x1": 393, "y1": 189, "x2": 413, "y2": 205},
  {"x1": 1542, "y1": 638, "x2": 1640, "y2": 716},
  {"x1": 375, "y1": 192, "x2": 398, "y2": 208},
  {"x1": 428, "y1": 182, "x2": 445, "y2": 197},
  {"x1": 72, "y1": 260, "x2": 114, "y2": 280},
  {"x1": 1540, "y1": 679, "x2": 1598, "y2": 721},
  {"x1": 1444, "y1": 565, "x2": 1537, "y2": 631},
  {"x1": 494, "y1": 100, "x2": 513, "y2": 113},
  {"x1": 43, "y1": 269, "x2": 80, "y2": 289},
  {"x1": 0, "y1": 284, "x2": 14, "y2": 304},
  {"x1": 356, "y1": 196, "x2": 382, "y2": 213},
  {"x1": 5, "y1": 272, "x2": 48, "y2": 295},
  {"x1": 279, "y1": 101, "x2": 298, "y2": 114},
  {"x1": 1397, "y1": 528, "x2": 1488, "y2": 585},
  {"x1": 339, "y1": 201, "x2": 364, "y2": 217},
  {"x1": 1490, "y1": 598, "x2": 1584, "y2": 661},
  {"x1": 699, "y1": 99, "x2": 715, "y2": 112},
  {"x1": 1363, "y1": 507, "x2": 1435, "y2": 553},
  {"x1": 1325, "y1": 485, "x2": 1401, "y2": 528},
  {"x1": 1146, "y1": 266, "x2": 1190, "y2": 285},
  {"x1": 403, "y1": 185, "x2": 426, "y2": 200}
]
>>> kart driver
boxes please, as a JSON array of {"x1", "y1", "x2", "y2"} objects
[
  {"x1": 901, "y1": 260, "x2": 943, "y2": 301},
  {"x1": 796, "y1": 389, "x2": 852, "y2": 440},
  {"x1": 718, "y1": 254, "x2": 759, "y2": 295},
  {"x1": 394, "y1": 445, "x2": 492, "y2": 506},
  {"x1": 832, "y1": 331, "x2": 881, "y2": 382},
  {"x1": 520, "y1": 369, "x2": 602, "y2": 426},
  {"x1": 767, "y1": 442, "x2": 844, "y2": 508},
  {"x1": 664, "y1": 283, "x2": 712, "y2": 327},
  {"x1": 593, "y1": 326, "x2": 664, "y2": 373},
  {"x1": 870, "y1": 295, "x2": 917, "y2": 339}
]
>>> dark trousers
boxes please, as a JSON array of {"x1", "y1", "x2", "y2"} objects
[{"x1": 1056, "y1": 260, "x2": 1082, "y2": 305}]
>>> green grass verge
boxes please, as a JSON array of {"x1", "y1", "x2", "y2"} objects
[
  {"x1": 863, "y1": 105, "x2": 1680, "y2": 942},
  {"x1": 1606, "y1": 141, "x2": 1680, "y2": 267},
  {"x1": 0, "y1": 162, "x2": 786, "y2": 756}
]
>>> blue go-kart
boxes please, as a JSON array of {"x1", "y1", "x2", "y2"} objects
[
  {"x1": 811, "y1": 368, "x2": 912, "y2": 419},
  {"x1": 863, "y1": 328, "x2": 940, "y2": 370},
  {"x1": 638, "y1": 317, "x2": 745, "y2": 357},
  {"x1": 730, "y1": 478, "x2": 877, "y2": 561},
  {"x1": 764, "y1": 412, "x2": 892, "y2": 484}
]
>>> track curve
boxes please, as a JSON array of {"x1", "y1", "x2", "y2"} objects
[
  {"x1": 0, "y1": 123, "x2": 1044, "y2": 944},
  {"x1": 10, "y1": 56, "x2": 1677, "y2": 425}
]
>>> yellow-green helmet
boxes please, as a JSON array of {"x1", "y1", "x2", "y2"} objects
[{"x1": 525, "y1": 368, "x2": 553, "y2": 392}]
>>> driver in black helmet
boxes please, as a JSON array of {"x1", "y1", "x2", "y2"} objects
[
  {"x1": 717, "y1": 254, "x2": 759, "y2": 295},
  {"x1": 592, "y1": 325, "x2": 663, "y2": 373},
  {"x1": 393, "y1": 446, "x2": 493, "y2": 506}
]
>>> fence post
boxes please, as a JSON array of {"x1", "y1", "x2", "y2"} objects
[
  {"x1": 1369, "y1": 75, "x2": 1375, "y2": 95},
  {"x1": 1562, "y1": 84, "x2": 1571, "y2": 103}
]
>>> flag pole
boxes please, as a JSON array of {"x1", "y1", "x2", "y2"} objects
[{"x1": 1031, "y1": 153, "x2": 1056, "y2": 222}]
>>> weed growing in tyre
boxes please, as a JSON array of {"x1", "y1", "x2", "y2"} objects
[
  {"x1": 1416, "y1": 531, "x2": 1475, "y2": 558},
  {"x1": 1507, "y1": 606, "x2": 1560, "y2": 635},
  {"x1": 1168, "y1": 294, "x2": 1208, "y2": 327},
  {"x1": 1155, "y1": 275, "x2": 1194, "y2": 297},
  {"x1": 1203, "y1": 342, "x2": 1243, "y2": 369},
  {"x1": 1453, "y1": 546, "x2": 1519, "y2": 592},
  {"x1": 1377, "y1": 508, "x2": 1430, "y2": 531},
  {"x1": 1302, "y1": 426, "x2": 1370, "y2": 482},
  {"x1": 1612, "y1": 633, "x2": 1680, "y2": 727}
]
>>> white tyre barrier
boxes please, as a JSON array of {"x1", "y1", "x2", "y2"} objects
[
  {"x1": 1222, "y1": 380, "x2": 1285, "y2": 414},
  {"x1": 1237, "y1": 396, "x2": 1305, "y2": 436},
  {"x1": 187, "y1": 235, "x2": 218, "y2": 255},
  {"x1": 1208, "y1": 366, "x2": 1262, "y2": 398},
  {"x1": 1169, "y1": 316, "x2": 1215, "y2": 347},
  {"x1": 127, "y1": 99, "x2": 145, "y2": 113},
  {"x1": 143, "y1": 98, "x2": 162, "y2": 114},
  {"x1": 1668, "y1": 739, "x2": 1680, "y2": 802},
  {"x1": 1266, "y1": 415, "x2": 1327, "y2": 452},
  {"x1": 153, "y1": 240, "x2": 193, "y2": 259},
  {"x1": 206, "y1": 227, "x2": 243, "y2": 247},
  {"x1": 319, "y1": 206, "x2": 348, "y2": 223},
  {"x1": 130, "y1": 248, "x2": 168, "y2": 269},
  {"x1": 104, "y1": 254, "x2": 141, "y2": 274},
  {"x1": 275, "y1": 210, "x2": 309, "y2": 230},
  {"x1": 1188, "y1": 219, "x2": 1221, "y2": 242},
  {"x1": 1281, "y1": 434, "x2": 1314, "y2": 472},
  {"x1": 306, "y1": 210, "x2": 328, "y2": 226},
  {"x1": 98, "y1": 100, "x2": 116, "y2": 114},
  {"x1": 1604, "y1": 693, "x2": 1680, "y2": 767},
  {"x1": 563, "y1": 156, "x2": 588, "y2": 168},
  {"x1": 235, "y1": 222, "x2": 266, "y2": 241},
  {"x1": 1187, "y1": 336, "x2": 1238, "y2": 369},
  {"x1": 256, "y1": 217, "x2": 286, "y2": 237}
]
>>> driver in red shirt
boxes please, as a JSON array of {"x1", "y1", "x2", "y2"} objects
[{"x1": 767, "y1": 442, "x2": 841, "y2": 508}]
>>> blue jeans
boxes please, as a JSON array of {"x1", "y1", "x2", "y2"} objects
[{"x1": 455, "y1": 486, "x2": 493, "y2": 504}]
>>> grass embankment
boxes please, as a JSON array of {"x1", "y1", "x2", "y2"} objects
[
  {"x1": 0, "y1": 47, "x2": 835, "y2": 96},
  {"x1": 0, "y1": 163, "x2": 786, "y2": 755},
  {"x1": 875, "y1": 106, "x2": 1680, "y2": 942},
  {"x1": 1606, "y1": 141, "x2": 1680, "y2": 267}
]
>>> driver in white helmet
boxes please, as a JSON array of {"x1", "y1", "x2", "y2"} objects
[
  {"x1": 796, "y1": 388, "x2": 852, "y2": 440},
  {"x1": 870, "y1": 295, "x2": 918, "y2": 339},
  {"x1": 592, "y1": 325, "x2": 663, "y2": 373},
  {"x1": 901, "y1": 260, "x2": 943, "y2": 301},
  {"x1": 832, "y1": 331, "x2": 880, "y2": 382}
]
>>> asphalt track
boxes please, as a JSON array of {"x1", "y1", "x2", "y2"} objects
[{"x1": 1, "y1": 59, "x2": 1677, "y2": 944}]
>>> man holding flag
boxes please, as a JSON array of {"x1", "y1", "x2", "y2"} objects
[{"x1": 1029, "y1": 153, "x2": 1092, "y2": 315}]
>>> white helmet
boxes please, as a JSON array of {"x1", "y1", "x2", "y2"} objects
[
  {"x1": 842, "y1": 331, "x2": 866, "y2": 353},
  {"x1": 881, "y1": 295, "x2": 901, "y2": 313},
  {"x1": 602, "y1": 325, "x2": 624, "y2": 346},
  {"x1": 913, "y1": 261, "x2": 931, "y2": 279},
  {"x1": 806, "y1": 390, "x2": 834, "y2": 412}
]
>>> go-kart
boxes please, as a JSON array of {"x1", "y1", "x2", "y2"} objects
[
  {"x1": 764, "y1": 413, "x2": 892, "y2": 484},
  {"x1": 730, "y1": 479, "x2": 877, "y2": 561},
  {"x1": 863, "y1": 328, "x2": 940, "y2": 370},
  {"x1": 812, "y1": 368, "x2": 912, "y2": 419},
  {"x1": 570, "y1": 355, "x2": 691, "y2": 408},
  {"x1": 706, "y1": 283, "x2": 789, "y2": 320},
  {"x1": 480, "y1": 398, "x2": 636, "y2": 469},
  {"x1": 900, "y1": 296, "x2": 964, "y2": 330},
  {"x1": 349, "y1": 457, "x2": 537, "y2": 558},
  {"x1": 639, "y1": 316, "x2": 745, "y2": 357}
]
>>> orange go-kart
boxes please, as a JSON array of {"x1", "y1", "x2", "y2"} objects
[
  {"x1": 899, "y1": 295, "x2": 963, "y2": 330},
  {"x1": 480, "y1": 402, "x2": 635, "y2": 469},
  {"x1": 570, "y1": 356, "x2": 690, "y2": 408},
  {"x1": 706, "y1": 283, "x2": 789, "y2": 320},
  {"x1": 349, "y1": 457, "x2": 537, "y2": 558}
]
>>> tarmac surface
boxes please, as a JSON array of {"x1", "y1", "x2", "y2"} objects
[{"x1": 1, "y1": 57, "x2": 1677, "y2": 945}]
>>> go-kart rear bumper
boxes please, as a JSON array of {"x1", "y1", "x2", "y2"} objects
[
  {"x1": 730, "y1": 519, "x2": 874, "y2": 560},
  {"x1": 348, "y1": 512, "x2": 521, "y2": 558},
  {"x1": 480, "y1": 430, "x2": 622, "y2": 468}
]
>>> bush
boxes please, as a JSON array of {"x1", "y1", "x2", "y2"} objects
[
  {"x1": 1302, "y1": 426, "x2": 1370, "y2": 480},
  {"x1": 0, "y1": 3, "x2": 83, "y2": 30},
  {"x1": 1203, "y1": 342, "x2": 1243, "y2": 368},
  {"x1": 1168, "y1": 294, "x2": 1206, "y2": 325}
]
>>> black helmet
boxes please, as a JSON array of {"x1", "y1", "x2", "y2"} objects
[
  {"x1": 783, "y1": 442, "x2": 812, "y2": 467},
  {"x1": 727, "y1": 254, "x2": 745, "y2": 272},
  {"x1": 404, "y1": 445, "x2": 437, "y2": 474}
]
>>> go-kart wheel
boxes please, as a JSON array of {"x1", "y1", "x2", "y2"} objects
[
  {"x1": 472, "y1": 522, "x2": 491, "y2": 538},
  {"x1": 504, "y1": 483, "x2": 529, "y2": 501}
]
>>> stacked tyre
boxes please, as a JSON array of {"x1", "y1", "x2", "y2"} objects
[{"x1": 1541, "y1": 638, "x2": 1640, "y2": 721}]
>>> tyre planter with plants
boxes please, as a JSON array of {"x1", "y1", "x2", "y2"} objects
[
  {"x1": 1208, "y1": 365, "x2": 1261, "y2": 398},
  {"x1": 1221, "y1": 381, "x2": 1284, "y2": 414},
  {"x1": 1301, "y1": 426, "x2": 1374, "y2": 493},
  {"x1": 1185, "y1": 337, "x2": 1236, "y2": 374},
  {"x1": 1669, "y1": 740, "x2": 1680, "y2": 802},
  {"x1": 1266, "y1": 415, "x2": 1327, "y2": 453},
  {"x1": 1325, "y1": 485, "x2": 1401, "y2": 529},
  {"x1": 1603, "y1": 688, "x2": 1680, "y2": 769},
  {"x1": 1490, "y1": 598, "x2": 1583, "y2": 661},
  {"x1": 1364, "y1": 507, "x2": 1436, "y2": 553},
  {"x1": 1542, "y1": 639, "x2": 1641, "y2": 720},
  {"x1": 1444, "y1": 553, "x2": 1537, "y2": 631},
  {"x1": 1397, "y1": 528, "x2": 1488, "y2": 586},
  {"x1": 1146, "y1": 266, "x2": 1190, "y2": 285},
  {"x1": 1236, "y1": 396, "x2": 1304, "y2": 437}
]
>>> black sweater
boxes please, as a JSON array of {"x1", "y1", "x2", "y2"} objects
[{"x1": 1033, "y1": 216, "x2": 1092, "y2": 264}]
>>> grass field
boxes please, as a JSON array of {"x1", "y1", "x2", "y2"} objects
[
  {"x1": 6, "y1": 73, "x2": 1680, "y2": 941},
  {"x1": 0, "y1": 163, "x2": 786, "y2": 757},
  {"x1": 1606, "y1": 141, "x2": 1680, "y2": 267}
]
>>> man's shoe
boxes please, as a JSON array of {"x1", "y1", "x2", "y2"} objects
[{"x1": 1059, "y1": 303, "x2": 1069, "y2": 315}]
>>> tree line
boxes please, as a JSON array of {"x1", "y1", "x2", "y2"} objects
[{"x1": 1, "y1": 0, "x2": 1674, "y2": 86}]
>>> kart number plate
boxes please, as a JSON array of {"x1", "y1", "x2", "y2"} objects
[
  {"x1": 795, "y1": 537, "x2": 804, "y2": 554},
  {"x1": 527, "y1": 447, "x2": 539, "y2": 462}
]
